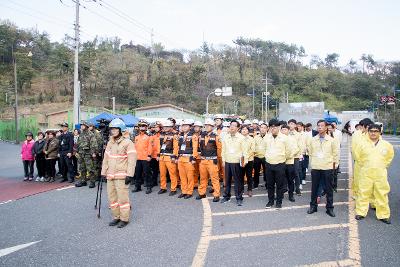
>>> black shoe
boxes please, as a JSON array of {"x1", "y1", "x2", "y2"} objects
[
  {"x1": 275, "y1": 203, "x2": 282, "y2": 209},
  {"x1": 184, "y1": 194, "x2": 192, "y2": 199},
  {"x1": 196, "y1": 194, "x2": 206, "y2": 200},
  {"x1": 131, "y1": 187, "x2": 142, "y2": 193},
  {"x1": 333, "y1": 187, "x2": 338, "y2": 193},
  {"x1": 380, "y1": 218, "x2": 391, "y2": 224},
  {"x1": 49, "y1": 177, "x2": 55, "y2": 183},
  {"x1": 212, "y1": 197, "x2": 220, "y2": 202},
  {"x1": 178, "y1": 193, "x2": 186, "y2": 198},
  {"x1": 158, "y1": 189, "x2": 167, "y2": 194},
  {"x1": 89, "y1": 181, "x2": 96, "y2": 188},
  {"x1": 307, "y1": 207, "x2": 318, "y2": 214},
  {"x1": 75, "y1": 181, "x2": 87, "y2": 187},
  {"x1": 296, "y1": 189, "x2": 302, "y2": 196},
  {"x1": 288, "y1": 196, "x2": 295, "y2": 202},
  {"x1": 220, "y1": 197, "x2": 230, "y2": 204},
  {"x1": 117, "y1": 221, "x2": 129, "y2": 228},
  {"x1": 169, "y1": 191, "x2": 177, "y2": 196},
  {"x1": 208, "y1": 188, "x2": 214, "y2": 194},
  {"x1": 265, "y1": 201, "x2": 274, "y2": 209},
  {"x1": 60, "y1": 178, "x2": 68, "y2": 183},
  {"x1": 109, "y1": 219, "x2": 120, "y2": 226},
  {"x1": 145, "y1": 188, "x2": 152, "y2": 194},
  {"x1": 355, "y1": 215, "x2": 365, "y2": 220},
  {"x1": 237, "y1": 199, "x2": 243, "y2": 206},
  {"x1": 326, "y1": 209, "x2": 336, "y2": 217}
]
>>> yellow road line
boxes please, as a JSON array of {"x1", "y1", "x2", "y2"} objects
[
  {"x1": 191, "y1": 198, "x2": 213, "y2": 267},
  {"x1": 347, "y1": 148, "x2": 361, "y2": 266},
  {"x1": 209, "y1": 223, "x2": 350, "y2": 241},
  {"x1": 212, "y1": 202, "x2": 349, "y2": 216}
]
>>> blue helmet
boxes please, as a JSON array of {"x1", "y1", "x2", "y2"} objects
[{"x1": 109, "y1": 118, "x2": 126, "y2": 132}]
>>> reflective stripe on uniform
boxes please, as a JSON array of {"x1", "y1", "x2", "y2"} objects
[
  {"x1": 119, "y1": 203, "x2": 130, "y2": 209},
  {"x1": 110, "y1": 202, "x2": 119, "y2": 208},
  {"x1": 106, "y1": 151, "x2": 128, "y2": 158}
]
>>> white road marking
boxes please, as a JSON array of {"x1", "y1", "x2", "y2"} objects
[
  {"x1": 209, "y1": 223, "x2": 349, "y2": 241},
  {"x1": 299, "y1": 258, "x2": 358, "y2": 267},
  {"x1": 56, "y1": 185, "x2": 75, "y2": 191},
  {"x1": 0, "y1": 200, "x2": 13, "y2": 205},
  {"x1": 207, "y1": 189, "x2": 349, "y2": 200},
  {"x1": 212, "y1": 202, "x2": 349, "y2": 216},
  {"x1": 0, "y1": 241, "x2": 41, "y2": 257},
  {"x1": 191, "y1": 198, "x2": 212, "y2": 267}
]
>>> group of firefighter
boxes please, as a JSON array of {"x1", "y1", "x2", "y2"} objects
[{"x1": 98, "y1": 115, "x2": 394, "y2": 228}]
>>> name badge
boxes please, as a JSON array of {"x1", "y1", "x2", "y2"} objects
[
  {"x1": 180, "y1": 144, "x2": 186, "y2": 151},
  {"x1": 161, "y1": 144, "x2": 167, "y2": 150}
]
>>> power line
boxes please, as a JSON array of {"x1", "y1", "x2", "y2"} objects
[
  {"x1": 94, "y1": 0, "x2": 183, "y2": 48},
  {"x1": 0, "y1": 2, "x2": 72, "y2": 29},
  {"x1": 7, "y1": 0, "x2": 72, "y2": 27},
  {"x1": 70, "y1": 0, "x2": 149, "y2": 44}
]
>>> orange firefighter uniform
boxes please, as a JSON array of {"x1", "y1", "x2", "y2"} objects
[
  {"x1": 198, "y1": 131, "x2": 222, "y2": 198},
  {"x1": 157, "y1": 130, "x2": 179, "y2": 192},
  {"x1": 177, "y1": 132, "x2": 199, "y2": 196}
]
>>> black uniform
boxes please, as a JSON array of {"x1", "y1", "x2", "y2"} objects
[{"x1": 59, "y1": 131, "x2": 75, "y2": 182}]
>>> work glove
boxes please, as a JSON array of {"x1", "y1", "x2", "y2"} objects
[{"x1": 125, "y1": 176, "x2": 133, "y2": 185}]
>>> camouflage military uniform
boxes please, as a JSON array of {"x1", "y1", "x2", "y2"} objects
[
  {"x1": 76, "y1": 129, "x2": 97, "y2": 182},
  {"x1": 91, "y1": 128, "x2": 104, "y2": 179}
]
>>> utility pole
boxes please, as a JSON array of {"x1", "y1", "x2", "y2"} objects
[
  {"x1": 265, "y1": 72, "x2": 268, "y2": 122},
  {"x1": 73, "y1": 0, "x2": 80, "y2": 126},
  {"x1": 112, "y1": 96, "x2": 116, "y2": 114},
  {"x1": 12, "y1": 46, "x2": 19, "y2": 144}
]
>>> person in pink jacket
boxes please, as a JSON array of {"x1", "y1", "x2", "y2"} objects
[{"x1": 21, "y1": 132, "x2": 35, "y2": 181}]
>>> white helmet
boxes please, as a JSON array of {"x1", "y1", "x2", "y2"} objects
[
  {"x1": 182, "y1": 119, "x2": 194, "y2": 125},
  {"x1": 243, "y1": 119, "x2": 251, "y2": 125},
  {"x1": 214, "y1": 114, "x2": 224, "y2": 120},
  {"x1": 204, "y1": 118, "x2": 215, "y2": 126},
  {"x1": 162, "y1": 120, "x2": 174, "y2": 127},
  {"x1": 258, "y1": 120, "x2": 265, "y2": 125},
  {"x1": 252, "y1": 119, "x2": 259, "y2": 124},
  {"x1": 222, "y1": 121, "x2": 230, "y2": 127},
  {"x1": 237, "y1": 119, "x2": 242, "y2": 125},
  {"x1": 194, "y1": 121, "x2": 203, "y2": 127}
]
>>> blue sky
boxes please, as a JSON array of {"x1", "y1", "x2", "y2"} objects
[{"x1": 1, "y1": 0, "x2": 399, "y2": 65}]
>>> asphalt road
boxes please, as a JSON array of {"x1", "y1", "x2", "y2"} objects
[{"x1": 0, "y1": 135, "x2": 399, "y2": 267}]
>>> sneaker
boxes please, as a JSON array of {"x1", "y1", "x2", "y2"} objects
[
  {"x1": 109, "y1": 219, "x2": 120, "y2": 226},
  {"x1": 275, "y1": 203, "x2": 282, "y2": 209},
  {"x1": 158, "y1": 189, "x2": 167, "y2": 194},
  {"x1": 237, "y1": 199, "x2": 243, "y2": 206},
  {"x1": 184, "y1": 194, "x2": 192, "y2": 199},
  {"x1": 302, "y1": 180, "x2": 306, "y2": 185},
  {"x1": 212, "y1": 197, "x2": 220, "y2": 202},
  {"x1": 296, "y1": 189, "x2": 302, "y2": 196},
  {"x1": 265, "y1": 201, "x2": 274, "y2": 209},
  {"x1": 169, "y1": 191, "x2": 177, "y2": 196},
  {"x1": 196, "y1": 195, "x2": 206, "y2": 200},
  {"x1": 299, "y1": 184, "x2": 303, "y2": 190},
  {"x1": 35, "y1": 177, "x2": 41, "y2": 182},
  {"x1": 23, "y1": 177, "x2": 29, "y2": 181},
  {"x1": 117, "y1": 221, "x2": 129, "y2": 228},
  {"x1": 28, "y1": 177, "x2": 33, "y2": 181},
  {"x1": 40, "y1": 177, "x2": 45, "y2": 182},
  {"x1": 178, "y1": 193, "x2": 186, "y2": 199},
  {"x1": 220, "y1": 197, "x2": 230, "y2": 204}
]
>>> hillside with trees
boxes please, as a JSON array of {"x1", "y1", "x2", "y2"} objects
[{"x1": 1, "y1": 20, "x2": 399, "y2": 119}]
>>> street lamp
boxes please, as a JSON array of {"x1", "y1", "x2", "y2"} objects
[{"x1": 206, "y1": 88, "x2": 222, "y2": 116}]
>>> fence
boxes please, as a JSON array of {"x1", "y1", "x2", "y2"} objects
[{"x1": 0, "y1": 116, "x2": 39, "y2": 142}]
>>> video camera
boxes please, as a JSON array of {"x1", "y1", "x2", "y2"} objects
[{"x1": 97, "y1": 118, "x2": 111, "y2": 148}]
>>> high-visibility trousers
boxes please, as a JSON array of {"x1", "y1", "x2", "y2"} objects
[
  {"x1": 198, "y1": 159, "x2": 220, "y2": 197},
  {"x1": 194, "y1": 158, "x2": 201, "y2": 187},
  {"x1": 352, "y1": 161, "x2": 360, "y2": 198},
  {"x1": 178, "y1": 158, "x2": 195, "y2": 195},
  {"x1": 159, "y1": 156, "x2": 178, "y2": 192},
  {"x1": 107, "y1": 179, "x2": 130, "y2": 222},
  {"x1": 355, "y1": 168, "x2": 390, "y2": 219}
]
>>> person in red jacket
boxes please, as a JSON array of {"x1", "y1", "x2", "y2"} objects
[{"x1": 21, "y1": 132, "x2": 35, "y2": 181}]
